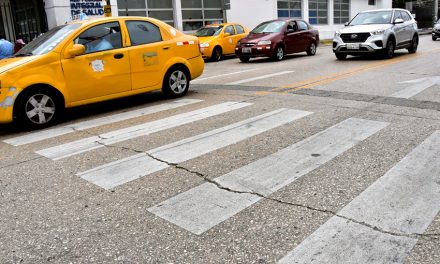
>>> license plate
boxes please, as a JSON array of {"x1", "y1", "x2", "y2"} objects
[
  {"x1": 242, "y1": 47, "x2": 252, "y2": 53},
  {"x1": 347, "y1": 43, "x2": 360, "y2": 50}
]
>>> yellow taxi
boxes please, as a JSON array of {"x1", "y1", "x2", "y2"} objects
[
  {"x1": 0, "y1": 17, "x2": 204, "y2": 128},
  {"x1": 195, "y1": 23, "x2": 249, "y2": 61}
]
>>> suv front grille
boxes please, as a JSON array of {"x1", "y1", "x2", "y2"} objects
[
  {"x1": 340, "y1": 33, "x2": 371, "y2": 43},
  {"x1": 243, "y1": 43, "x2": 255, "y2": 47}
]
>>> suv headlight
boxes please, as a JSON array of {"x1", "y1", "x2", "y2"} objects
[
  {"x1": 371, "y1": 29, "x2": 386, "y2": 35},
  {"x1": 257, "y1": 40, "x2": 271, "y2": 45},
  {"x1": 334, "y1": 31, "x2": 341, "y2": 37},
  {"x1": 199, "y1": 42, "x2": 210, "y2": 48}
]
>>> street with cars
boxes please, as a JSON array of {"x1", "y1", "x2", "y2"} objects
[{"x1": 1, "y1": 9, "x2": 440, "y2": 264}]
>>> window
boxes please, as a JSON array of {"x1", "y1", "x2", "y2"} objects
[
  {"x1": 117, "y1": 0, "x2": 175, "y2": 27},
  {"x1": 401, "y1": 11, "x2": 411, "y2": 21},
  {"x1": 126, "y1": 21, "x2": 162, "y2": 46},
  {"x1": 393, "y1": 10, "x2": 402, "y2": 21},
  {"x1": 309, "y1": 0, "x2": 328, "y2": 25},
  {"x1": 235, "y1": 24, "x2": 245, "y2": 34},
  {"x1": 297, "y1": 20, "x2": 308, "y2": 31},
  {"x1": 277, "y1": 0, "x2": 301, "y2": 18},
  {"x1": 334, "y1": 0, "x2": 349, "y2": 24},
  {"x1": 182, "y1": 0, "x2": 224, "y2": 31},
  {"x1": 224, "y1": 25, "x2": 235, "y2": 35},
  {"x1": 75, "y1": 22, "x2": 122, "y2": 54}
]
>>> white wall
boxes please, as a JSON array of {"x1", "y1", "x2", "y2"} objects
[
  {"x1": 45, "y1": 0, "x2": 118, "y2": 29},
  {"x1": 226, "y1": 0, "x2": 277, "y2": 30}
]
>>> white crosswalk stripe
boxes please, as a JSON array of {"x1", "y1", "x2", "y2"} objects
[
  {"x1": 148, "y1": 118, "x2": 389, "y2": 235},
  {"x1": 77, "y1": 108, "x2": 312, "y2": 190},
  {"x1": 277, "y1": 130, "x2": 440, "y2": 264},
  {"x1": 35, "y1": 101, "x2": 251, "y2": 160},
  {"x1": 3, "y1": 99, "x2": 203, "y2": 146}
]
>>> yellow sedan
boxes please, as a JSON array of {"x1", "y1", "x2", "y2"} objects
[
  {"x1": 0, "y1": 17, "x2": 204, "y2": 128},
  {"x1": 195, "y1": 23, "x2": 249, "y2": 61}
]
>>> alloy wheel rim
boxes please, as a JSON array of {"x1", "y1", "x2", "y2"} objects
[
  {"x1": 277, "y1": 47, "x2": 283, "y2": 60},
  {"x1": 169, "y1": 70, "x2": 188, "y2": 94},
  {"x1": 310, "y1": 43, "x2": 316, "y2": 54},
  {"x1": 25, "y1": 94, "x2": 55, "y2": 124}
]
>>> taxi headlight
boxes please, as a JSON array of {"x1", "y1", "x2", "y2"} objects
[
  {"x1": 199, "y1": 42, "x2": 210, "y2": 48},
  {"x1": 257, "y1": 40, "x2": 271, "y2": 45}
]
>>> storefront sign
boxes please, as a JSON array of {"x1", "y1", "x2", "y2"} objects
[{"x1": 70, "y1": 0, "x2": 104, "y2": 20}]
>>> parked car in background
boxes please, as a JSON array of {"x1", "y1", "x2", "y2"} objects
[
  {"x1": 0, "y1": 17, "x2": 204, "y2": 128},
  {"x1": 195, "y1": 23, "x2": 249, "y2": 61},
  {"x1": 433, "y1": 19, "x2": 440, "y2": 40},
  {"x1": 333, "y1": 8, "x2": 418, "y2": 60},
  {"x1": 235, "y1": 19, "x2": 319, "y2": 62}
]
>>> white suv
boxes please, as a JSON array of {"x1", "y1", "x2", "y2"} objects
[{"x1": 333, "y1": 9, "x2": 418, "y2": 60}]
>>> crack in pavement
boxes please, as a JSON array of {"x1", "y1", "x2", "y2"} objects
[{"x1": 92, "y1": 136, "x2": 440, "y2": 242}]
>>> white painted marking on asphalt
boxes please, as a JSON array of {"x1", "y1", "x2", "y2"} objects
[
  {"x1": 192, "y1": 69, "x2": 258, "y2": 82},
  {"x1": 226, "y1": 71, "x2": 294, "y2": 85},
  {"x1": 77, "y1": 108, "x2": 312, "y2": 190},
  {"x1": 391, "y1": 77, "x2": 440, "y2": 99},
  {"x1": 3, "y1": 99, "x2": 203, "y2": 146},
  {"x1": 278, "y1": 131, "x2": 440, "y2": 264},
  {"x1": 36, "y1": 102, "x2": 252, "y2": 160},
  {"x1": 148, "y1": 118, "x2": 388, "y2": 235}
]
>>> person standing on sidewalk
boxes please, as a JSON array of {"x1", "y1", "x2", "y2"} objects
[{"x1": 0, "y1": 38, "x2": 14, "y2": 59}]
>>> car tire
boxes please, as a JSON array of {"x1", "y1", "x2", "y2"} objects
[
  {"x1": 433, "y1": 35, "x2": 437, "y2": 41},
  {"x1": 162, "y1": 66, "x2": 190, "y2": 98},
  {"x1": 383, "y1": 39, "x2": 395, "y2": 59},
  {"x1": 407, "y1": 35, "x2": 418, "y2": 53},
  {"x1": 306, "y1": 42, "x2": 317, "y2": 56},
  {"x1": 239, "y1": 57, "x2": 250, "y2": 63},
  {"x1": 273, "y1": 45, "x2": 284, "y2": 61},
  {"x1": 211, "y1": 47, "x2": 222, "y2": 62},
  {"x1": 335, "y1": 53, "x2": 347, "y2": 60},
  {"x1": 17, "y1": 88, "x2": 61, "y2": 129}
]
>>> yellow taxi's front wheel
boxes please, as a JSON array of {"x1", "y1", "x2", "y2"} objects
[
  {"x1": 162, "y1": 66, "x2": 190, "y2": 98},
  {"x1": 16, "y1": 88, "x2": 62, "y2": 128}
]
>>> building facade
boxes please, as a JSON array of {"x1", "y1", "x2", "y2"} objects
[{"x1": 1, "y1": 0, "x2": 438, "y2": 42}]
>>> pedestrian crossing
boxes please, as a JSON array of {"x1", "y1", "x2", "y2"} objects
[
  {"x1": 77, "y1": 108, "x2": 312, "y2": 190},
  {"x1": 3, "y1": 98, "x2": 439, "y2": 263}
]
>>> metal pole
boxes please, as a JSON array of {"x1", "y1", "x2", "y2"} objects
[{"x1": 435, "y1": 0, "x2": 439, "y2": 25}]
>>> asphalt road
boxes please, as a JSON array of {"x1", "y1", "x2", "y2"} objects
[{"x1": 1, "y1": 35, "x2": 439, "y2": 263}]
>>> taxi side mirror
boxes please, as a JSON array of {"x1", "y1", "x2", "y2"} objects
[
  {"x1": 66, "y1": 44, "x2": 86, "y2": 58},
  {"x1": 224, "y1": 32, "x2": 231, "y2": 37}
]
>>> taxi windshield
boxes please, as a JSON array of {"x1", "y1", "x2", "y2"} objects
[
  {"x1": 251, "y1": 21, "x2": 286, "y2": 34},
  {"x1": 194, "y1": 26, "x2": 223, "y2": 37},
  {"x1": 15, "y1": 24, "x2": 81, "y2": 57}
]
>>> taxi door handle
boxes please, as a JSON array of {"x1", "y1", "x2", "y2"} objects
[
  {"x1": 163, "y1": 46, "x2": 170, "y2": 50},
  {"x1": 114, "y1": 53, "x2": 124, "y2": 59}
]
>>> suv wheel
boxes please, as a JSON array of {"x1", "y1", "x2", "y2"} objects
[
  {"x1": 407, "y1": 35, "x2": 418, "y2": 53},
  {"x1": 383, "y1": 39, "x2": 395, "y2": 59},
  {"x1": 433, "y1": 35, "x2": 437, "y2": 41},
  {"x1": 335, "y1": 53, "x2": 347, "y2": 60}
]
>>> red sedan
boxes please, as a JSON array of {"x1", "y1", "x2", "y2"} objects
[{"x1": 235, "y1": 19, "x2": 319, "y2": 62}]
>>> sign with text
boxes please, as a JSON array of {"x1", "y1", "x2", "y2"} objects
[{"x1": 70, "y1": 0, "x2": 104, "y2": 20}]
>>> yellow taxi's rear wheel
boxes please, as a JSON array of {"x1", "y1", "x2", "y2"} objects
[
  {"x1": 17, "y1": 88, "x2": 61, "y2": 128},
  {"x1": 162, "y1": 66, "x2": 190, "y2": 98}
]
